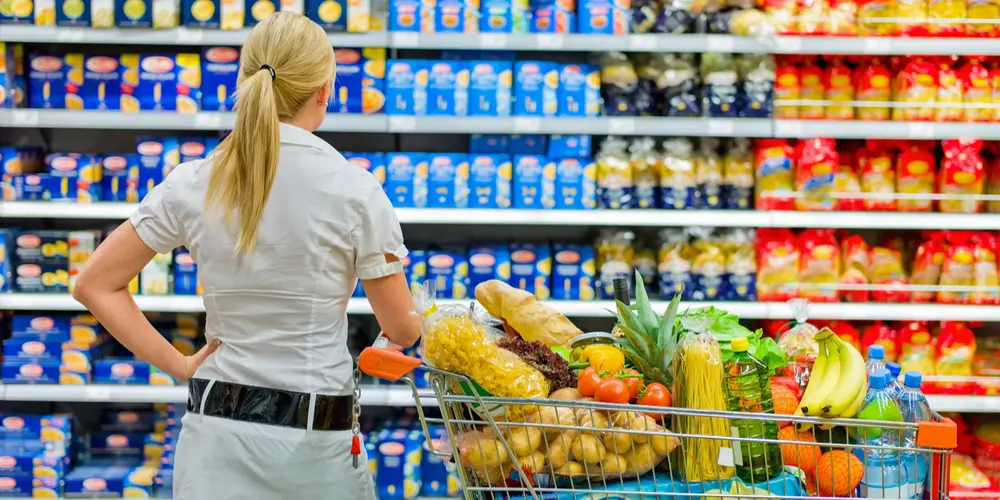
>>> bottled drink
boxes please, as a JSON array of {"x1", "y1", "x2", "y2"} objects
[
  {"x1": 858, "y1": 368, "x2": 908, "y2": 499},
  {"x1": 724, "y1": 337, "x2": 782, "y2": 484},
  {"x1": 886, "y1": 362, "x2": 903, "y2": 396},
  {"x1": 897, "y1": 371, "x2": 932, "y2": 499},
  {"x1": 866, "y1": 345, "x2": 886, "y2": 376}
]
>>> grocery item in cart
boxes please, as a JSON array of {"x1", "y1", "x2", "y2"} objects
[
  {"x1": 776, "y1": 299, "x2": 820, "y2": 390},
  {"x1": 724, "y1": 337, "x2": 782, "y2": 484},
  {"x1": 474, "y1": 279, "x2": 582, "y2": 349}
]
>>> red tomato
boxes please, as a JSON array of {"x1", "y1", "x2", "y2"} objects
[
  {"x1": 638, "y1": 383, "x2": 671, "y2": 421},
  {"x1": 618, "y1": 369, "x2": 644, "y2": 402},
  {"x1": 595, "y1": 379, "x2": 630, "y2": 405},
  {"x1": 577, "y1": 368, "x2": 602, "y2": 398}
]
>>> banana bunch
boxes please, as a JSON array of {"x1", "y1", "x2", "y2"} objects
[{"x1": 795, "y1": 328, "x2": 868, "y2": 431}]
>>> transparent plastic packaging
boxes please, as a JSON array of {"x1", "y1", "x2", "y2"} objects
[{"x1": 776, "y1": 299, "x2": 821, "y2": 390}]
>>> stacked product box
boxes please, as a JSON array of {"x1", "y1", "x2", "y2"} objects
[
  {"x1": 530, "y1": 0, "x2": 573, "y2": 32},
  {"x1": 0, "y1": 43, "x2": 27, "y2": 109},
  {"x1": 390, "y1": 0, "x2": 478, "y2": 33},
  {"x1": 367, "y1": 419, "x2": 460, "y2": 500},
  {"x1": 329, "y1": 48, "x2": 387, "y2": 115},
  {"x1": 0, "y1": 414, "x2": 72, "y2": 497},
  {"x1": 577, "y1": 0, "x2": 629, "y2": 34},
  {"x1": 1, "y1": 313, "x2": 109, "y2": 384}
]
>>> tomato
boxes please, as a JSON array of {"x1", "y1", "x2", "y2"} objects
[
  {"x1": 638, "y1": 383, "x2": 671, "y2": 421},
  {"x1": 595, "y1": 379, "x2": 630, "y2": 405},
  {"x1": 577, "y1": 367, "x2": 602, "y2": 398},
  {"x1": 618, "y1": 369, "x2": 644, "y2": 402}
]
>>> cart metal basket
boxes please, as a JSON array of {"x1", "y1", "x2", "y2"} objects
[{"x1": 359, "y1": 347, "x2": 958, "y2": 500}]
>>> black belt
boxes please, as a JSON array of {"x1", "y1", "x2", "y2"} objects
[{"x1": 187, "y1": 378, "x2": 354, "y2": 431}]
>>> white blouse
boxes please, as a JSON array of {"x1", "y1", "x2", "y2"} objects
[{"x1": 129, "y1": 123, "x2": 407, "y2": 396}]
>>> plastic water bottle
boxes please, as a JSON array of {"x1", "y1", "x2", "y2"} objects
[
  {"x1": 724, "y1": 337, "x2": 782, "y2": 484},
  {"x1": 858, "y1": 368, "x2": 908, "y2": 499},
  {"x1": 866, "y1": 345, "x2": 886, "y2": 376},
  {"x1": 886, "y1": 362, "x2": 903, "y2": 396},
  {"x1": 897, "y1": 371, "x2": 932, "y2": 499}
]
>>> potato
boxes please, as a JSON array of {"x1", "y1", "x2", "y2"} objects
[
  {"x1": 506, "y1": 427, "x2": 542, "y2": 456},
  {"x1": 549, "y1": 388, "x2": 583, "y2": 401},
  {"x1": 624, "y1": 443, "x2": 659, "y2": 474},
  {"x1": 576, "y1": 409, "x2": 610, "y2": 429},
  {"x1": 601, "y1": 429, "x2": 634, "y2": 455},
  {"x1": 600, "y1": 454, "x2": 629, "y2": 475},
  {"x1": 544, "y1": 433, "x2": 573, "y2": 470},
  {"x1": 514, "y1": 451, "x2": 546, "y2": 473},
  {"x1": 475, "y1": 463, "x2": 512, "y2": 485},
  {"x1": 649, "y1": 428, "x2": 680, "y2": 457},
  {"x1": 612, "y1": 411, "x2": 655, "y2": 444},
  {"x1": 570, "y1": 434, "x2": 607, "y2": 465},
  {"x1": 536, "y1": 406, "x2": 576, "y2": 436},
  {"x1": 553, "y1": 461, "x2": 585, "y2": 477},
  {"x1": 464, "y1": 438, "x2": 507, "y2": 469}
]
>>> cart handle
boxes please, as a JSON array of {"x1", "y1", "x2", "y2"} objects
[{"x1": 358, "y1": 347, "x2": 421, "y2": 382}]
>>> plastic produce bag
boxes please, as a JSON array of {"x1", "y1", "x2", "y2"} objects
[
  {"x1": 776, "y1": 299, "x2": 820, "y2": 390},
  {"x1": 417, "y1": 284, "x2": 549, "y2": 420}
]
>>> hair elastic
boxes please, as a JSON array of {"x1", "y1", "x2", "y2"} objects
[{"x1": 260, "y1": 64, "x2": 276, "y2": 81}]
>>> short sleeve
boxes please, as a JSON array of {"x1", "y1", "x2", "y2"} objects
[
  {"x1": 129, "y1": 177, "x2": 183, "y2": 254},
  {"x1": 352, "y1": 186, "x2": 408, "y2": 280}
]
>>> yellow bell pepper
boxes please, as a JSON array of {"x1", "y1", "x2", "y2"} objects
[{"x1": 580, "y1": 345, "x2": 625, "y2": 374}]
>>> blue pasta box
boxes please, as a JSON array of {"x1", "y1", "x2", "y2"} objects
[
  {"x1": 512, "y1": 154, "x2": 554, "y2": 209},
  {"x1": 403, "y1": 250, "x2": 426, "y2": 295},
  {"x1": 47, "y1": 153, "x2": 101, "y2": 203},
  {"x1": 385, "y1": 60, "x2": 428, "y2": 116},
  {"x1": 384, "y1": 153, "x2": 427, "y2": 208},
  {"x1": 0, "y1": 415, "x2": 71, "y2": 448},
  {"x1": 468, "y1": 60, "x2": 511, "y2": 117},
  {"x1": 69, "y1": 313, "x2": 102, "y2": 348},
  {"x1": 513, "y1": 61, "x2": 557, "y2": 117},
  {"x1": 554, "y1": 157, "x2": 597, "y2": 209},
  {"x1": 0, "y1": 231, "x2": 9, "y2": 293},
  {"x1": 425, "y1": 153, "x2": 468, "y2": 208},
  {"x1": 123, "y1": 464, "x2": 157, "y2": 496},
  {"x1": 577, "y1": 0, "x2": 628, "y2": 34},
  {"x1": 306, "y1": 0, "x2": 346, "y2": 30},
  {"x1": 387, "y1": 0, "x2": 430, "y2": 32},
  {"x1": 204, "y1": 136, "x2": 220, "y2": 154},
  {"x1": 200, "y1": 47, "x2": 239, "y2": 112},
  {"x1": 376, "y1": 429, "x2": 423, "y2": 500},
  {"x1": 129, "y1": 54, "x2": 201, "y2": 112},
  {"x1": 12, "y1": 314, "x2": 70, "y2": 339},
  {"x1": 509, "y1": 243, "x2": 551, "y2": 299},
  {"x1": 3, "y1": 337, "x2": 62, "y2": 361},
  {"x1": 100, "y1": 410, "x2": 155, "y2": 433},
  {"x1": 426, "y1": 250, "x2": 468, "y2": 299},
  {"x1": 179, "y1": 137, "x2": 209, "y2": 163},
  {"x1": 330, "y1": 48, "x2": 386, "y2": 115},
  {"x1": 434, "y1": 2, "x2": 475, "y2": 33},
  {"x1": 180, "y1": 0, "x2": 220, "y2": 27},
  {"x1": 101, "y1": 154, "x2": 139, "y2": 202},
  {"x1": 480, "y1": 0, "x2": 527, "y2": 33},
  {"x1": 421, "y1": 427, "x2": 459, "y2": 497},
  {"x1": 28, "y1": 54, "x2": 84, "y2": 110},
  {"x1": 558, "y1": 63, "x2": 601, "y2": 117},
  {"x1": 172, "y1": 248, "x2": 199, "y2": 295},
  {"x1": 343, "y1": 152, "x2": 386, "y2": 186},
  {"x1": 548, "y1": 135, "x2": 591, "y2": 158},
  {"x1": 65, "y1": 462, "x2": 134, "y2": 496},
  {"x1": 467, "y1": 154, "x2": 511, "y2": 209},
  {"x1": 56, "y1": 0, "x2": 91, "y2": 25},
  {"x1": 0, "y1": 0, "x2": 33, "y2": 22},
  {"x1": 89, "y1": 433, "x2": 146, "y2": 456},
  {"x1": 551, "y1": 243, "x2": 596, "y2": 300},
  {"x1": 467, "y1": 245, "x2": 510, "y2": 292},
  {"x1": 10, "y1": 230, "x2": 69, "y2": 294},
  {"x1": 244, "y1": 0, "x2": 276, "y2": 25},
  {"x1": 365, "y1": 432, "x2": 379, "y2": 480},
  {"x1": 136, "y1": 136, "x2": 179, "y2": 200},
  {"x1": 1, "y1": 360, "x2": 60, "y2": 383},
  {"x1": 529, "y1": 6, "x2": 572, "y2": 33},
  {"x1": 468, "y1": 134, "x2": 507, "y2": 154},
  {"x1": 116, "y1": 0, "x2": 153, "y2": 26},
  {"x1": 508, "y1": 134, "x2": 547, "y2": 154},
  {"x1": 0, "y1": 476, "x2": 33, "y2": 496},
  {"x1": 79, "y1": 55, "x2": 128, "y2": 111},
  {"x1": 426, "y1": 61, "x2": 468, "y2": 116},
  {"x1": 94, "y1": 359, "x2": 151, "y2": 385},
  {"x1": 9, "y1": 174, "x2": 66, "y2": 202},
  {"x1": 0, "y1": 43, "x2": 26, "y2": 109}
]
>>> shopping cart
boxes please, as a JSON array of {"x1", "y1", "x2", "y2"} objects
[{"x1": 359, "y1": 347, "x2": 958, "y2": 500}]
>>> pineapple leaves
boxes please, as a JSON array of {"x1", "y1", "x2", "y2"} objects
[
  {"x1": 616, "y1": 322, "x2": 652, "y2": 362},
  {"x1": 633, "y1": 270, "x2": 660, "y2": 335},
  {"x1": 615, "y1": 300, "x2": 644, "y2": 338},
  {"x1": 657, "y1": 292, "x2": 680, "y2": 353}
]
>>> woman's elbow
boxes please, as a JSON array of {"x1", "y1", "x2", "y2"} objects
[{"x1": 71, "y1": 273, "x2": 96, "y2": 306}]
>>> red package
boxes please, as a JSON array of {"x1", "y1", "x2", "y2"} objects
[
  {"x1": 840, "y1": 234, "x2": 871, "y2": 302},
  {"x1": 933, "y1": 321, "x2": 977, "y2": 395},
  {"x1": 795, "y1": 138, "x2": 839, "y2": 211},
  {"x1": 855, "y1": 58, "x2": 892, "y2": 121},
  {"x1": 757, "y1": 229, "x2": 802, "y2": 302},
  {"x1": 911, "y1": 232, "x2": 947, "y2": 303},
  {"x1": 799, "y1": 60, "x2": 826, "y2": 120},
  {"x1": 754, "y1": 139, "x2": 795, "y2": 210},
  {"x1": 861, "y1": 320, "x2": 900, "y2": 362},
  {"x1": 870, "y1": 246, "x2": 910, "y2": 303},
  {"x1": 835, "y1": 144, "x2": 865, "y2": 211},
  {"x1": 962, "y1": 57, "x2": 992, "y2": 123},
  {"x1": 859, "y1": 140, "x2": 897, "y2": 211},
  {"x1": 799, "y1": 229, "x2": 841, "y2": 302},
  {"x1": 774, "y1": 58, "x2": 801, "y2": 119},
  {"x1": 937, "y1": 58, "x2": 964, "y2": 122},
  {"x1": 824, "y1": 58, "x2": 855, "y2": 120},
  {"x1": 893, "y1": 57, "x2": 938, "y2": 122},
  {"x1": 897, "y1": 320, "x2": 936, "y2": 377},
  {"x1": 896, "y1": 141, "x2": 937, "y2": 212},
  {"x1": 939, "y1": 138, "x2": 986, "y2": 214},
  {"x1": 971, "y1": 232, "x2": 999, "y2": 305},
  {"x1": 939, "y1": 231, "x2": 976, "y2": 304}
]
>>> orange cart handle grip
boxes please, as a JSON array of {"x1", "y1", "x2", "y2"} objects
[{"x1": 358, "y1": 347, "x2": 422, "y2": 382}]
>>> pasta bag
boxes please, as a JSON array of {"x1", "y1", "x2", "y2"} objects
[
  {"x1": 936, "y1": 59, "x2": 965, "y2": 122},
  {"x1": 774, "y1": 57, "x2": 801, "y2": 120},
  {"x1": 896, "y1": 0, "x2": 929, "y2": 34},
  {"x1": 474, "y1": 280, "x2": 582, "y2": 348},
  {"x1": 857, "y1": 0, "x2": 898, "y2": 35},
  {"x1": 754, "y1": 139, "x2": 795, "y2": 210},
  {"x1": 855, "y1": 59, "x2": 892, "y2": 121},
  {"x1": 834, "y1": 146, "x2": 864, "y2": 211},
  {"x1": 777, "y1": 299, "x2": 821, "y2": 390},
  {"x1": 797, "y1": 0, "x2": 830, "y2": 34},
  {"x1": 938, "y1": 231, "x2": 975, "y2": 304},
  {"x1": 896, "y1": 141, "x2": 936, "y2": 212},
  {"x1": 987, "y1": 157, "x2": 1000, "y2": 214},
  {"x1": 630, "y1": 137, "x2": 659, "y2": 209},
  {"x1": 824, "y1": 58, "x2": 855, "y2": 120},
  {"x1": 928, "y1": 0, "x2": 967, "y2": 36},
  {"x1": 799, "y1": 59, "x2": 826, "y2": 120},
  {"x1": 911, "y1": 232, "x2": 947, "y2": 303},
  {"x1": 861, "y1": 321, "x2": 900, "y2": 362},
  {"x1": 826, "y1": 0, "x2": 858, "y2": 34},
  {"x1": 799, "y1": 229, "x2": 841, "y2": 302},
  {"x1": 893, "y1": 57, "x2": 937, "y2": 122},
  {"x1": 967, "y1": 0, "x2": 1000, "y2": 36},
  {"x1": 660, "y1": 138, "x2": 697, "y2": 210},
  {"x1": 971, "y1": 232, "x2": 999, "y2": 305},
  {"x1": 859, "y1": 140, "x2": 897, "y2": 211},
  {"x1": 840, "y1": 234, "x2": 871, "y2": 303},
  {"x1": 795, "y1": 137, "x2": 839, "y2": 211},
  {"x1": 961, "y1": 58, "x2": 992, "y2": 123},
  {"x1": 722, "y1": 138, "x2": 754, "y2": 210},
  {"x1": 756, "y1": 228, "x2": 800, "y2": 302},
  {"x1": 898, "y1": 321, "x2": 936, "y2": 376},
  {"x1": 991, "y1": 60, "x2": 1000, "y2": 123},
  {"x1": 870, "y1": 246, "x2": 910, "y2": 303},
  {"x1": 939, "y1": 138, "x2": 985, "y2": 214}
]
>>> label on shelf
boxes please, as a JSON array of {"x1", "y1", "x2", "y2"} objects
[
  {"x1": 536, "y1": 34, "x2": 565, "y2": 49},
  {"x1": 607, "y1": 118, "x2": 635, "y2": 134},
  {"x1": 478, "y1": 34, "x2": 508, "y2": 49},
  {"x1": 10, "y1": 110, "x2": 39, "y2": 127},
  {"x1": 862, "y1": 37, "x2": 892, "y2": 54},
  {"x1": 175, "y1": 27, "x2": 205, "y2": 44},
  {"x1": 56, "y1": 28, "x2": 86, "y2": 42},
  {"x1": 773, "y1": 37, "x2": 803, "y2": 53},
  {"x1": 907, "y1": 122, "x2": 936, "y2": 139},
  {"x1": 388, "y1": 116, "x2": 417, "y2": 132},
  {"x1": 513, "y1": 117, "x2": 541, "y2": 133},
  {"x1": 708, "y1": 119, "x2": 735, "y2": 136},
  {"x1": 707, "y1": 36, "x2": 736, "y2": 52},
  {"x1": 194, "y1": 113, "x2": 222, "y2": 129},
  {"x1": 628, "y1": 35, "x2": 657, "y2": 51},
  {"x1": 84, "y1": 386, "x2": 113, "y2": 402},
  {"x1": 774, "y1": 120, "x2": 804, "y2": 137}
]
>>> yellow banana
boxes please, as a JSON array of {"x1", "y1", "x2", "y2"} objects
[
  {"x1": 802, "y1": 338, "x2": 841, "y2": 416},
  {"x1": 838, "y1": 379, "x2": 868, "y2": 418},
  {"x1": 822, "y1": 335, "x2": 867, "y2": 417},
  {"x1": 796, "y1": 338, "x2": 829, "y2": 417},
  {"x1": 794, "y1": 406, "x2": 813, "y2": 432}
]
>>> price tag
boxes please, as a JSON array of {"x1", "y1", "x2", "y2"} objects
[
  {"x1": 706, "y1": 35, "x2": 735, "y2": 52},
  {"x1": 388, "y1": 116, "x2": 417, "y2": 132},
  {"x1": 607, "y1": 118, "x2": 635, "y2": 135},
  {"x1": 57, "y1": 28, "x2": 85, "y2": 42},
  {"x1": 391, "y1": 32, "x2": 419, "y2": 48},
  {"x1": 774, "y1": 120, "x2": 804, "y2": 137},
  {"x1": 907, "y1": 122, "x2": 936, "y2": 139},
  {"x1": 513, "y1": 117, "x2": 541, "y2": 133},
  {"x1": 194, "y1": 113, "x2": 222, "y2": 129},
  {"x1": 862, "y1": 37, "x2": 891, "y2": 54},
  {"x1": 11, "y1": 110, "x2": 39, "y2": 127},
  {"x1": 628, "y1": 35, "x2": 657, "y2": 51},
  {"x1": 176, "y1": 27, "x2": 204, "y2": 44},
  {"x1": 773, "y1": 36, "x2": 803, "y2": 53},
  {"x1": 85, "y1": 386, "x2": 112, "y2": 402},
  {"x1": 708, "y1": 119, "x2": 735, "y2": 136},
  {"x1": 478, "y1": 34, "x2": 508, "y2": 49},
  {"x1": 536, "y1": 34, "x2": 565, "y2": 50}
]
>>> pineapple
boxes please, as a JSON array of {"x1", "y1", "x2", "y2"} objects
[{"x1": 613, "y1": 271, "x2": 682, "y2": 388}]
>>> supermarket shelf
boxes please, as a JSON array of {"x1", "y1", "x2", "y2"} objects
[
  {"x1": 0, "y1": 24, "x2": 388, "y2": 46},
  {"x1": 769, "y1": 36, "x2": 1000, "y2": 56},
  {"x1": 11, "y1": 294, "x2": 1000, "y2": 321},
  {"x1": 774, "y1": 119, "x2": 1000, "y2": 140},
  {"x1": 926, "y1": 396, "x2": 1000, "y2": 413},
  {"x1": 11, "y1": 203, "x2": 1000, "y2": 231}
]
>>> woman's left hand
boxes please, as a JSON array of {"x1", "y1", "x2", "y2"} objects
[{"x1": 179, "y1": 339, "x2": 223, "y2": 382}]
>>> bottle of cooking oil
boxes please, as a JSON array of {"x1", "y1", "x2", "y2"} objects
[{"x1": 724, "y1": 337, "x2": 782, "y2": 484}]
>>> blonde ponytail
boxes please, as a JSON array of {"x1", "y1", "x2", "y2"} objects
[{"x1": 206, "y1": 12, "x2": 335, "y2": 254}]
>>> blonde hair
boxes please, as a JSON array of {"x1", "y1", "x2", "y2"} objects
[{"x1": 207, "y1": 12, "x2": 335, "y2": 254}]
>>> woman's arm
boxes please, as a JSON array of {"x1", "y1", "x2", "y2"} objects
[
  {"x1": 72, "y1": 222, "x2": 219, "y2": 381},
  {"x1": 362, "y1": 256, "x2": 421, "y2": 348}
]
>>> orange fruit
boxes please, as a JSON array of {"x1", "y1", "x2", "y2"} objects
[
  {"x1": 815, "y1": 450, "x2": 864, "y2": 497},
  {"x1": 771, "y1": 384, "x2": 799, "y2": 427},
  {"x1": 777, "y1": 426, "x2": 821, "y2": 474}
]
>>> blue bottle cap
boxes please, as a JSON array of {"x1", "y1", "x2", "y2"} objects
[
  {"x1": 870, "y1": 368, "x2": 890, "y2": 389},
  {"x1": 904, "y1": 371, "x2": 923, "y2": 389},
  {"x1": 868, "y1": 345, "x2": 885, "y2": 360},
  {"x1": 886, "y1": 362, "x2": 902, "y2": 378}
]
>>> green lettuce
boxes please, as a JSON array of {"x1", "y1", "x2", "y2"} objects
[{"x1": 680, "y1": 306, "x2": 789, "y2": 373}]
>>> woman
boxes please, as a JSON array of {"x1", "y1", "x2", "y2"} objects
[{"x1": 73, "y1": 12, "x2": 421, "y2": 500}]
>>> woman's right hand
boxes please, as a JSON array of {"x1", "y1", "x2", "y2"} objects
[{"x1": 178, "y1": 339, "x2": 223, "y2": 382}]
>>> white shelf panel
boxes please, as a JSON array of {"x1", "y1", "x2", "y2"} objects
[
  {"x1": 770, "y1": 36, "x2": 1000, "y2": 56},
  {"x1": 926, "y1": 396, "x2": 1000, "y2": 413},
  {"x1": 0, "y1": 24, "x2": 388, "y2": 46},
  {"x1": 774, "y1": 119, "x2": 1000, "y2": 140},
  {"x1": 389, "y1": 33, "x2": 771, "y2": 53},
  {"x1": 0, "y1": 110, "x2": 388, "y2": 133}
]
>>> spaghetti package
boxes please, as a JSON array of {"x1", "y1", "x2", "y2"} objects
[
  {"x1": 754, "y1": 139, "x2": 795, "y2": 210},
  {"x1": 795, "y1": 138, "x2": 839, "y2": 211},
  {"x1": 724, "y1": 228, "x2": 757, "y2": 301},
  {"x1": 824, "y1": 58, "x2": 855, "y2": 120},
  {"x1": 855, "y1": 58, "x2": 893, "y2": 121},
  {"x1": 756, "y1": 229, "x2": 801, "y2": 302},
  {"x1": 799, "y1": 229, "x2": 841, "y2": 302},
  {"x1": 763, "y1": 0, "x2": 799, "y2": 34},
  {"x1": 972, "y1": 232, "x2": 1000, "y2": 305},
  {"x1": 689, "y1": 228, "x2": 727, "y2": 301},
  {"x1": 896, "y1": 141, "x2": 937, "y2": 212},
  {"x1": 862, "y1": 321, "x2": 900, "y2": 362},
  {"x1": 827, "y1": 0, "x2": 858, "y2": 34},
  {"x1": 898, "y1": 321, "x2": 936, "y2": 376},
  {"x1": 897, "y1": 0, "x2": 929, "y2": 35},
  {"x1": 631, "y1": 137, "x2": 659, "y2": 209},
  {"x1": 870, "y1": 245, "x2": 910, "y2": 302},
  {"x1": 774, "y1": 58, "x2": 801, "y2": 119},
  {"x1": 967, "y1": 0, "x2": 1000, "y2": 36},
  {"x1": 659, "y1": 229, "x2": 693, "y2": 299},
  {"x1": 911, "y1": 232, "x2": 947, "y2": 303},
  {"x1": 938, "y1": 231, "x2": 976, "y2": 304},
  {"x1": 695, "y1": 139, "x2": 723, "y2": 209},
  {"x1": 797, "y1": 0, "x2": 830, "y2": 34},
  {"x1": 939, "y1": 138, "x2": 985, "y2": 214},
  {"x1": 777, "y1": 299, "x2": 821, "y2": 390},
  {"x1": 841, "y1": 234, "x2": 872, "y2": 302},
  {"x1": 799, "y1": 59, "x2": 826, "y2": 120},
  {"x1": 860, "y1": 140, "x2": 897, "y2": 211},
  {"x1": 894, "y1": 58, "x2": 938, "y2": 122},
  {"x1": 987, "y1": 157, "x2": 1000, "y2": 214}
]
